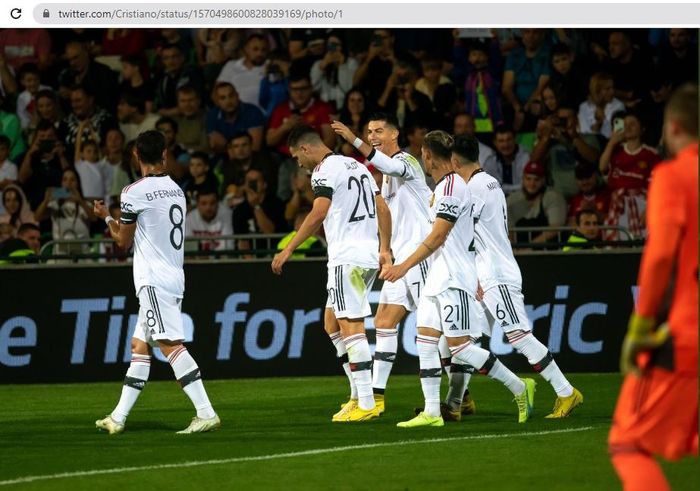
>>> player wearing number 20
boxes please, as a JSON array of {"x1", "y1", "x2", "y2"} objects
[
  {"x1": 272, "y1": 125, "x2": 391, "y2": 422},
  {"x1": 93, "y1": 130, "x2": 219, "y2": 435}
]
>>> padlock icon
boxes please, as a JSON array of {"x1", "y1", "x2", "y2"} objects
[{"x1": 43, "y1": 9, "x2": 50, "y2": 18}]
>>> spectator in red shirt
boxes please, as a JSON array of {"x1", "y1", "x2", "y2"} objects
[
  {"x1": 599, "y1": 111, "x2": 661, "y2": 192},
  {"x1": 567, "y1": 162, "x2": 611, "y2": 225},
  {"x1": 266, "y1": 72, "x2": 335, "y2": 157},
  {"x1": 0, "y1": 29, "x2": 51, "y2": 72},
  {"x1": 600, "y1": 111, "x2": 661, "y2": 240}
]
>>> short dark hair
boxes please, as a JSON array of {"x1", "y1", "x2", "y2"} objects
[
  {"x1": 665, "y1": 83, "x2": 698, "y2": 137},
  {"x1": 70, "y1": 84, "x2": 94, "y2": 98},
  {"x1": 551, "y1": 43, "x2": 573, "y2": 58},
  {"x1": 36, "y1": 89, "x2": 56, "y2": 102},
  {"x1": 17, "y1": 223, "x2": 40, "y2": 235},
  {"x1": 135, "y1": 130, "x2": 166, "y2": 165},
  {"x1": 574, "y1": 162, "x2": 597, "y2": 180},
  {"x1": 245, "y1": 33, "x2": 267, "y2": 45},
  {"x1": 494, "y1": 124, "x2": 515, "y2": 137},
  {"x1": 423, "y1": 130, "x2": 454, "y2": 161},
  {"x1": 197, "y1": 187, "x2": 219, "y2": 200},
  {"x1": 18, "y1": 63, "x2": 40, "y2": 80},
  {"x1": 575, "y1": 208, "x2": 599, "y2": 225},
  {"x1": 228, "y1": 131, "x2": 252, "y2": 144},
  {"x1": 120, "y1": 91, "x2": 146, "y2": 114},
  {"x1": 0, "y1": 135, "x2": 10, "y2": 148},
  {"x1": 452, "y1": 135, "x2": 480, "y2": 164},
  {"x1": 468, "y1": 40, "x2": 489, "y2": 55},
  {"x1": 287, "y1": 124, "x2": 322, "y2": 148},
  {"x1": 176, "y1": 84, "x2": 199, "y2": 98},
  {"x1": 190, "y1": 151, "x2": 210, "y2": 166},
  {"x1": 161, "y1": 43, "x2": 183, "y2": 54},
  {"x1": 289, "y1": 71, "x2": 312, "y2": 85},
  {"x1": 156, "y1": 116, "x2": 178, "y2": 134},
  {"x1": 368, "y1": 112, "x2": 399, "y2": 131}
]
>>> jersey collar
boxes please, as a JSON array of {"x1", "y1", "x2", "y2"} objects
[
  {"x1": 319, "y1": 152, "x2": 335, "y2": 165},
  {"x1": 468, "y1": 168, "x2": 485, "y2": 182},
  {"x1": 434, "y1": 171, "x2": 455, "y2": 187},
  {"x1": 145, "y1": 173, "x2": 168, "y2": 177}
]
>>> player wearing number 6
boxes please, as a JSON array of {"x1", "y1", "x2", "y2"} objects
[
  {"x1": 93, "y1": 130, "x2": 220, "y2": 435},
  {"x1": 451, "y1": 134, "x2": 582, "y2": 419},
  {"x1": 272, "y1": 125, "x2": 391, "y2": 422}
]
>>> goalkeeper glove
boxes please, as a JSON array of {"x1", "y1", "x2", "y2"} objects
[{"x1": 619, "y1": 313, "x2": 670, "y2": 377}]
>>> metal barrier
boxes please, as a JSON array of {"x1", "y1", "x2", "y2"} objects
[
  {"x1": 510, "y1": 225, "x2": 640, "y2": 250},
  {"x1": 29, "y1": 233, "x2": 297, "y2": 263},
  {"x1": 4, "y1": 226, "x2": 639, "y2": 264}
]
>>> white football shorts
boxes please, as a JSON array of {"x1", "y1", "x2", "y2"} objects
[
  {"x1": 379, "y1": 259, "x2": 430, "y2": 312},
  {"x1": 480, "y1": 284, "x2": 531, "y2": 335},
  {"x1": 416, "y1": 287, "x2": 484, "y2": 338},
  {"x1": 326, "y1": 264, "x2": 378, "y2": 319},
  {"x1": 133, "y1": 286, "x2": 185, "y2": 345}
]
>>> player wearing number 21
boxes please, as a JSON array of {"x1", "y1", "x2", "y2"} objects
[
  {"x1": 93, "y1": 130, "x2": 220, "y2": 435},
  {"x1": 272, "y1": 125, "x2": 392, "y2": 422}
]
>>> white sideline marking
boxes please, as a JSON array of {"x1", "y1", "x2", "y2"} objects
[{"x1": 0, "y1": 426, "x2": 594, "y2": 486}]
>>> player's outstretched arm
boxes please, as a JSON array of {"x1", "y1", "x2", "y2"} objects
[
  {"x1": 331, "y1": 121, "x2": 372, "y2": 157},
  {"x1": 271, "y1": 197, "x2": 330, "y2": 275},
  {"x1": 93, "y1": 200, "x2": 136, "y2": 250},
  {"x1": 376, "y1": 194, "x2": 393, "y2": 271},
  {"x1": 380, "y1": 218, "x2": 453, "y2": 282}
]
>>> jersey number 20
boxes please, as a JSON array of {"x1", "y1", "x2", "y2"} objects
[{"x1": 348, "y1": 175, "x2": 376, "y2": 223}]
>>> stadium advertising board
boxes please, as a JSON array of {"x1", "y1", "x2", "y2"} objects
[{"x1": 0, "y1": 253, "x2": 639, "y2": 383}]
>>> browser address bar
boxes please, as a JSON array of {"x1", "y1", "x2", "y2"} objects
[{"x1": 33, "y1": 3, "x2": 700, "y2": 25}]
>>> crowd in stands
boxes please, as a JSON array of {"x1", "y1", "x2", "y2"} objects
[{"x1": 0, "y1": 27, "x2": 696, "y2": 258}]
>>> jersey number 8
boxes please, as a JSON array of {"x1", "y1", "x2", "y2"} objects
[{"x1": 169, "y1": 204, "x2": 184, "y2": 250}]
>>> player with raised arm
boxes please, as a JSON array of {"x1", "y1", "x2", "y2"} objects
[
  {"x1": 451, "y1": 134, "x2": 583, "y2": 418},
  {"x1": 382, "y1": 130, "x2": 535, "y2": 427},
  {"x1": 332, "y1": 114, "x2": 453, "y2": 416},
  {"x1": 272, "y1": 125, "x2": 391, "y2": 422},
  {"x1": 94, "y1": 130, "x2": 219, "y2": 434},
  {"x1": 609, "y1": 84, "x2": 698, "y2": 491}
]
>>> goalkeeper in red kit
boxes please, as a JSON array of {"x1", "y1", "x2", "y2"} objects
[{"x1": 608, "y1": 84, "x2": 699, "y2": 491}]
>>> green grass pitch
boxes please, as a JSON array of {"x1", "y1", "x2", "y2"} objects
[{"x1": 0, "y1": 374, "x2": 697, "y2": 490}]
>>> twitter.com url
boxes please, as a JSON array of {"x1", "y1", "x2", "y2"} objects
[{"x1": 55, "y1": 8, "x2": 343, "y2": 21}]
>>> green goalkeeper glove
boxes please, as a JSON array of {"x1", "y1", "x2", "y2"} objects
[{"x1": 619, "y1": 313, "x2": 670, "y2": 377}]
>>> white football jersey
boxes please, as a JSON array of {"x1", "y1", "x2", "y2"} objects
[
  {"x1": 369, "y1": 149, "x2": 432, "y2": 263},
  {"x1": 120, "y1": 174, "x2": 186, "y2": 298},
  {"x1": 311, "y1": 154, "x2": 379, "y2": 268},
  {"x1": 468, "y1": 169, "x2": 522, "y2": 290},
  {"x1": 423, "y1": 172, "x2": 478, "y2": 297}
]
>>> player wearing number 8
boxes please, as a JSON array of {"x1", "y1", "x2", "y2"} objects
[
  {"x1": 273, "y1": 125, "x2": 392, "y2": 422},
  {"x1": 93, "y1": 130, "x2": 220, "y2": 435}
]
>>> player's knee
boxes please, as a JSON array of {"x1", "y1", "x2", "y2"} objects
[
  {"x1": 131, "y1": 339, "x2": 150, "y2": 356},
  {"x1": 373, "y1": 316, "x2": 398, "y2": 330}
]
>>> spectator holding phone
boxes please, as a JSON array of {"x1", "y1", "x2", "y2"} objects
[
  {"x1": 19, "y1": 120, "x2": 71, "y2": 210},
  {"x1": 311, "y1": 33, "x2": 358, "y2": 111},
  {"x1": 34, "y1": 167, "x2": 94, "y2": 255},
  {"x1": 259, "y1": 50, "x2": 291, "y2": 117},
  {"x1": 578, "y1": 73, "x2": 625, "y2": 138},
  {"x1": 599, "y1": 111, "x2": 661, "y2": 240},
  {"x1": 233, "y1": 167, "x2": 287, "y2": 251},
  {"x1": 353, "y1": 29, "x2": 399, "y2": 103}
]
